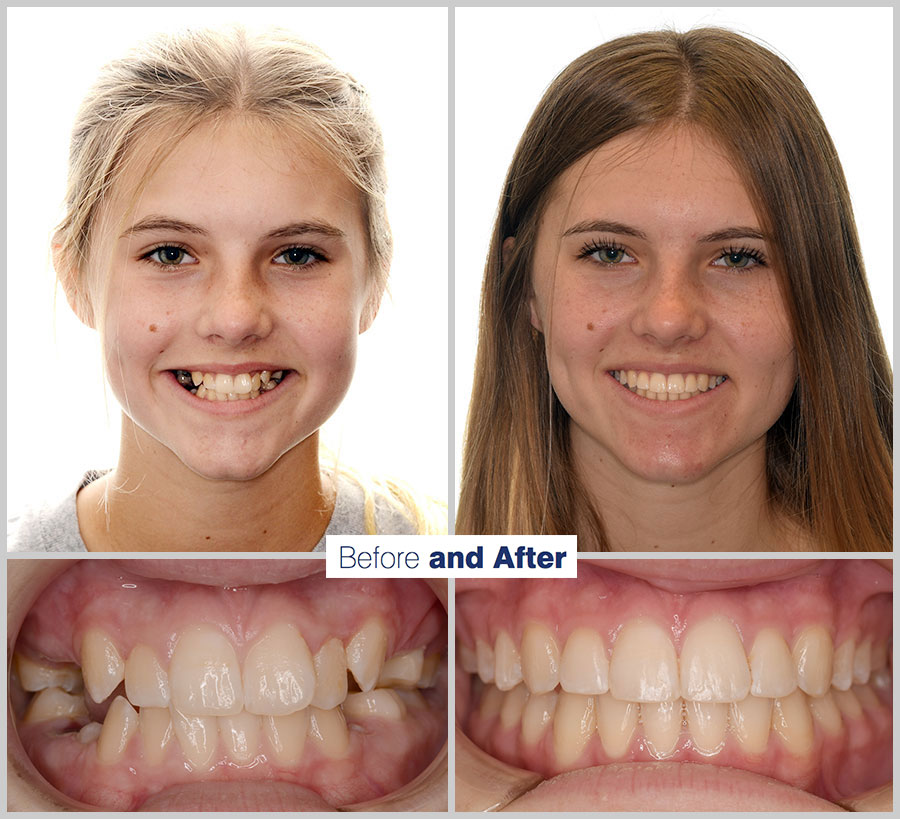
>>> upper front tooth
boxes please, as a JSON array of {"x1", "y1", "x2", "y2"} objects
[
  {"x1": 521, "y1": 622, "x2": 560, "y2": 694},
  {"x1": 124, "y1": 644, "x2": 170, "y2": 707},
  {"x1": 831, "y1": 639, "x2": 855, "y2": 690},
  {"x1": 233, "y1": 373, "x2": 253, "y2": 394},
  {"x1": 852, "y1": 639, "x2": 872, "y2": 684},
  {"x1": 312, "y1": 638, "x2": 348, "y2": 709},
  {"x1": 215, "y1": 373, "x2": 234, "y2": 393},
  {"x1": 609, "y1": 619, "x2": 679, "y2": 702},
  {"x1": 792, "y1": 626, "x2": 833, "y2": 696},
  {"x1": 346, "y1": 618, "x2": 388, "y2": 693},
  {"x1": 81, "y1": 629, "x2": 125, "y2": 703},
  {"x1": 378, "y1": 648, "x2": 425, "y2": 689},
  {"x1": 476, "y1": 638, "x2": 495, "y2": 683},
  {"x1": 667, "y1": 374, "x2": 685, "y2": 394},
  {"x1": 560, "y1": 627, "x2": 609, "y2": 695},
  {"x1": 242, "y1": 623, "x2": 315, "y2": 716},
  {"x1": 13, "y1": 653, "x2": 82, "y2": 693},
  {"x1": 169, "y1": 625, "x2": 242, "y2": 716},
  {"x1": 749, "y1": 628, "x2": 797, "y2": 697},
  {"x1": 649, "y1": 372, "x2": 667, "y2": 393},
  {"x1": 494, "y1": 631, "x2": 523, "y2": 691},
  {"x1": 680, "y1": 617, "x2": 750, "y2": 702}
]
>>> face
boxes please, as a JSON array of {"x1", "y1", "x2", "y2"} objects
[
  {"x1": 529, "y1": 126, "x2": 797, "y2": 486},
  {"x1": 93, "y1": 117, "x2": 372, "y2": 481}
]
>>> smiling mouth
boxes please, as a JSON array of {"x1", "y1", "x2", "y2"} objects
[
  {"x1": 10, "y1": 561, "x2": 448, "y2": 810},
  {"x1": 610, "y1": 370, "x2": 727, "y2": 401},
  {"x1": 173, "y1": 370, "x2": 288, "y2": 402},
  {"x1": 456, "y1": 560, "x2": 891, "y2": 806}
]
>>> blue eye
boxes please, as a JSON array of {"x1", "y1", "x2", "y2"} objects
[
  {"x1": 275, "y1": 247, "x2": 324, "y2": 267},
  {"x1": 145, "y1": 245, "x2": 196, "y2": 266}
]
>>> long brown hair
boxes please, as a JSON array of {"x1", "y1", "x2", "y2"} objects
[{"x1": 457, "y1": 28, "x2": 892, "y2": 551}]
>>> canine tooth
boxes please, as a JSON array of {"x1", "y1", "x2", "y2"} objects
[
  {"x1": 808, "y1": 691, "x2": 842, "y2": 736},
  {"x1": 250, "y1": 372, "x2": 261, "y2": 391},
  {"x1": 97, "y1": 696, "x2": 138, "y2": 765},
  {"x1": 13, "y1": 653, "x2": 82, "y2": 693},
  {"x1": 681, "y1": 617, "x2": 750, "y2": 702},
  {"x1": 24, "y1": 687, "x2": 89, "y2": 723},
  {"x1": 459, "y1": 643, "x2": 478, "y2": 674},
  {"x1": 696, "y1": 373, "x2": 710, "y2": 391},
  {"x1": 233, "y1": 373, "x2": 253, "y2": 394},
  {"x1": 749, "y1": 628, "x2": 796, "y2": 697},
  {"x1": 191, "y1": 371, "x2": 203, "y2": 386},
  {"x1": 378, "y1": 648, "x2": 424, "y2": 689},
  {"x1": 553, "y1": 692, "x2": 596, "y2": 767},
  {"x1": 418, "y1": 653, "x2": 441, "y2": 688},
  {"x1": 169, "y1": 625, "x2": 242, "y2": 716},
  {"x1": 521, "y1": 622, "x2": 560, "y2": 694},
  {"x1": 243, "y1": 623, "x2": 315, "y2": 716},
  {"x1": 596, "y1": 692, "x2": 637, "y2": 758},
  {"x1": 499, "y1": 684, "x2": 529, "y2": 729},
  {"x1": 203, "y1": 373, "x2": 216, "y2": 388},
  {"x1": 476, "y1": 638, "x2": 495, "y2": 683},
  {"x1": 831, "y1": 639, "x2": 855, "y2": 690},
  {"x1": 220, "y1": 711, "x2": 262, "y2": 763},
  {"x1": 832, "y1": 688, "x2": 863, "y2": 720},
  {"x1": 307, "y1": 706, "x2": 350, "y2": 759},
  {"x1": 139, "y1": 707, "x2": 174, "y2": 765},
  {"x1": 641, "y1": 700, "x2": 681, "y2": 758},
  {"x1": 479, "y1": 683, "x2": 504, "y2": 719},
  {"x1": 772, "y1": 689, "x2": 814, "y2": 755},
  {"x1": 346, "y1": 618, "x2": 388, "y2": 693},
  {"x1": 124, "y1": 644, "x2": 170, "y2": 707},
  {"x1": 343, "y1": 689, "x2": 407, "y2": 721},
  {"x1": 311, "y1": 638, "x2": 348, "y2": 710},
  {"x1": 81, "y1": 629, "x2": 125, "y2": 703},
  {"x1": 685, "y1": 700, "x2": 727, "y2": 755},
  {"x1": 171, "y1": 709, "x2": 217, "y2": 768},
  {"x1": 610, "y1": 619, "x2": 679, "y2": 702},
  {"x1": 521, "y1": 690, "x2": 557, "y2": 745},
  {"x1": 730, "y1": 695, "x2": 772, "y2": 754},
  {"x1": 78, "y1": 722, "x2": 102, "y2": 744},
  {"x1": 560, "y1": 627, "x2": 609, "y2": 695},
  {"x1": 260, "y1": 370, "x2": 271, "y2": 385},
  {"x1": 494, "y1": 632, "x2": 523, "y2": 691},
  {"x1": 792, "y1": 626, "x2": 833, "y2": 696},
  {"x1": 263, "y1": 710, "x2": 308, "y2": 764},
  {"x1": 626, "y1": 370, "x2": 638, "y2": 387},
  {"x1": 636, "y1": 371, "x2": 650, "y2": 390},
  {"x1": 852, "y1": 639, "x2": 872, "y2": 684}
]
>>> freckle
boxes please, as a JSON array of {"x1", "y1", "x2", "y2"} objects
[
  {"x1": 205, "y1": 535, "x2": 211, "y2": 540},
  {"x1": 586, "y1": 322, "x2": 594, "y2": 331},
  {"x1": 149, "y1": 324, "x2": 157, "y2": 332},
  {"x1": 262, "y1": 529, "x2": 268, "y2": 535}
]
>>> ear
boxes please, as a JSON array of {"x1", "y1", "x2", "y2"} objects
[
  {"x1": 52, "y1": 239, "x2": 96, "y2": 329},
  {"x1": 506, "y1": 236, "x2": 544, "y2": 334},
  {"x1": 358, "y1": 276, "x2": 384, "y2": 334}
]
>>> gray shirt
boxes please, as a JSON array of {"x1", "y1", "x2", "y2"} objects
[{"x1": 8, "y1": 471, "x2": 416, "y2": 553}]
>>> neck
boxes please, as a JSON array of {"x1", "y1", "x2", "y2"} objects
[
  {"x1": 571, "y1": 433, "x2": 801, "y2": 552},
  {"x1": 78, "y1": 416, "x2": 332, "y2": 552}
]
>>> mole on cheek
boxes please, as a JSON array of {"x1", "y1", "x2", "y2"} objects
[
  {"x1": 586, "y1": 322, "x2": 594, "y2": 331},
  {"x1": 148, "y1": 324, "x2": 157, "y2": 333}
]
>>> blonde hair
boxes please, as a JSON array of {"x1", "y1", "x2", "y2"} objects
[
  {"x1": 55, "y1": 24, "x2": 391, "y2": 324},
  {"x1": 458, "y1": 28, "x2": 892, "y2": 551}
]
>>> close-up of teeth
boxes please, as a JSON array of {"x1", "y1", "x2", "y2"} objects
[
  {"x1": 610, "y1": 370, "x2": 727, "y2": 401},
  {"x1": 173, "y1": 370, "x2": 286, "y2": 401}
]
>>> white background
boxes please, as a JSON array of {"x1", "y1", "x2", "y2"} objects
[
  {"x1": 455, "y1": 7, "x2": 893, "y2": 502},
  {"x1": 7, "y1": 7, "x2": 449, "y2": 518}
]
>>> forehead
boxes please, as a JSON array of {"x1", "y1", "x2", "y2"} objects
[{"x1": 545, "y1": 125, "x2": 760, "y2": 232}]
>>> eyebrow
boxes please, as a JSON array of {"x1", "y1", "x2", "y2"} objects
[
  {"x1": 562, "y1": 220, "x2": 768, "y2": 244},
  {"x1": 121, "y1": 217, "x2": 347, "y2": 241}
]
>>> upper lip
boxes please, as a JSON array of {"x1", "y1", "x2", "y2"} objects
[{"x1": 169, "y1": 363, "x2": 290, "y2": 374}]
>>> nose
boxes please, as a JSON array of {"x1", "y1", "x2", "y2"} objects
[
  {"x1": 195, "y1": 265, "x2": 274, "y2": 345},
  {"x1": 629, "y1": 263, "x2": 708, "y2": 346}
]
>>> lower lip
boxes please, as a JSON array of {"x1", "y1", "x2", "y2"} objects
[
  {"x1": 137, "y1": 782, "x2": 336, "y2": 812},
  {"x1": 165, "y1": 371, "x2": 292, "y2": 414},
  {"x1": 608, "y1": 372, "x2": 726, "y2": 411}
]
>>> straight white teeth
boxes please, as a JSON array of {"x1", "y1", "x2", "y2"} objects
[
  {"x1": 680, "y1": 618, "x2": 750, "y2": 702},
  {"x1": 609, "y1": 619, "x2": 679, "y2": 702},
  {"x1": 611, "y1": 370, "x2": 726, "y2": 401}
]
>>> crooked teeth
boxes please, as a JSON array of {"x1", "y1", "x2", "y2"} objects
[
  {"x1": 343, "y1": 689, "x2": 408, "y2": 721},
  {"x1": 97, "y1": 696, "x2": 139, "y2": 765},
  {"x1": 124, "y1": 644, "x2": 169, "y2": 707},
  {"x1": 24, "y1": 686, "x2": 88, "y2": 723},
  {"x1": 169, "y1": 625, "x2": 242, "y2": 716},
  {"x1": 242, "y1": 623, "x2": 315, "y2": 715},
  {"x1": 179, "y1": 369, "x2": 284, "y2": 401},
  {"x1": 311, "y1": 638, "x2": 348, "y2": 709},
  {"x1": 139, "y1": 707, "x2": 174, "y2": 766},
  {"x1": 346, "y1": 618, "x2": 388, "y2": 693},
  {"x1": 13, "y1": 653, "x2": 82, "y2": 694},
  {"x1": 378, "y1": 648, "x2": 425, "y2": 689},
  {"x1": 81, "y1": 629, "x2": 125, "y2": 703},
  {"x1": 612, "y1": 370, "x2": 726, "y2": 401}
]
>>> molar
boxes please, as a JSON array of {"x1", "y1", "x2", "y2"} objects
[
  {"x1": 23, "y1": 686, "x2": 89, "y2": 723},
  {"x1": 171, "y1": 708, "x2": 218, "y2": 768},
  {"x1": 264, "y1": 710, "x2": 308, "y2": 764},
  {"x1": 772, "y1": 689, "x2": 814, "y2": 755},
  {"x1": 81, "y1": 628, "x2": 125, "y2": 703},
  {"x1": 346, "y1": 617, "x2": 389, "y2": 693},
  {"x1": 609, "y1": 618, "x2": 679, "y2": 702},
  {"x1": 242, "y1": 623, "x2": 315, "y2": 715},
  {"x1": 520, "y1": 622, "x2": 560, "y2": 694},
  {"x1": 139, "y1": 707, "x2": 174, "y2": 766},
  {"x1": 169, "y1": 625, "x2": 242, "y2": 716},
  {"x1": 220, "y1": 711, "x2": 262, "y2": 763},
  {"x1": 553, "y1": 692, "x2": 597, "y2": 767},
  {"x1": 307, "y1": 706, "x2": 350, "y2": 759},
  {"x1": 378, "y1": 648, "x2": 425, "y2": 689},
  {"x1": 595, "y1": 692, "x2": 637, "y2": 758},
  {"x1": 124, "y1": 644, "x2": 170, "y2": 707},
  {"x1": 493, "y1": 631, "x2": 523, "y2": 691},
  {"x1": 749, "y1": 628, "x2": 797, "y2": 697},
  {"x1": 680, "y1": 617, "x2": 750, "y2": 702},
  {"x1": 641, "y1": 700, "x2": 681, "y2": 758},
  {"x1": 560, "y1": 627, "x2": 609, "y2": 695},
  {"x1": 729, "y1": 695, "x2": 772, "y2": 754},
  {"x1": 97, "y1": 696, "x2": 138, "y2": 765},
  {"x1": 311, "y1": 638, "x2": 348, "y2": 710},
  {"x1": 792, "y1": 625, "x2": 834, "y2": 696},
  {"x1": 685, "y1": 700, "x2": 727, "y2": 755},
  {"x1": 343, "y1": 689, "x2": 408, "y2": 721},
  {"x1": 13, "y1": 653, "x2": 82, "y2": 693}
]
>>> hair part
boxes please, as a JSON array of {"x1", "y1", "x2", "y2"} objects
[{"x1": 458, "y1": 27, "x2": 892, "y2": 551}]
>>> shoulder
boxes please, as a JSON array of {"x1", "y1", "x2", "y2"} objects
[{"x1": 7, "y1": 473, "x2": 100, "y2": 553}]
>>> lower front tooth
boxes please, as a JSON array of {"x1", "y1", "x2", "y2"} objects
[
  {"x1": 78, "y1": 722, "x2": 102, "y2": 744},
  {"x1": 808, "y1": 692, "x2": 843, "y2": 736},
  {"x1": 346, "y1": 618, "x2": 388, "y2": 693},
  {"x1": 139, "y1": 707, "x2": 174, "y2": 766},
  {"x1": 521, "y1": 689, "x2": 558, "y2": 745},
  {"x1": 312, "y1": 638, "x2": 348, "y2": 709},
  {"x1": 595, "y1": 692, "x2": 637, "y2": 759},
  {"x1": 307, "y1": 706, "x2": 350, "y2": 759},
  {"x1": 772, "y1": 689, "x2": 814, "y2": 755},
  {"x1": 343, "y1": 689, "x2": 407, "y2": 721},
  {"x1": 24, "y1": 687, "x2": 89, "y2": 723},
  {"x1": 641, "y1": 700, "x2": 681, "y2": 758},
  {"x1": 172, "y1": 709, "x2": 218, "y2": 768},
  {"x1": 97, "y1": 696, "x2": 138, "y2": 765},
  {"x1": 730, "y1": 695, "x2": 772, "y2": 754},
  {"x1": 264, "y1": 710, "x2": 308, "y2": 764},
  {"x1": 832, "y1": 688, "x2": 863, "y2": 721},
  {"x1": 685, "y1": 700, "x2": 727, "y2": 755},
  {"x1": 553, "y1": 692, "x2": 596, "y2": 767},
  {"x1": 499, "y1": 684, "x2": 529, "y2": 729},
  {"x1": 220, "y1": 711, "x2": 262, "y2": 763}
]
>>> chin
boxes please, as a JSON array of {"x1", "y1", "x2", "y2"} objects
[{"x1": 178, "y1": 449, "x2": 287, "y2": 483}]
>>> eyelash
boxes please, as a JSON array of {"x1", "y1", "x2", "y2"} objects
[
  {"x1": 139, "y1": 244, "x2": 328, "y2": 269},
  {"x1": 577, "y1": 241, "x2": 769, "y2": 269}
]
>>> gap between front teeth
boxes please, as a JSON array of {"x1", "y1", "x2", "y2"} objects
[
  {"x1": 611, "y1": 370, "x2": 727, "y2": 401},
  {"x1": 174, "y1": 369, "x2": 284, "y2": 401}
]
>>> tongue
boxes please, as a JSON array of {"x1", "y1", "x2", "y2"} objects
[
  {"x1": 506, "y1": 762, "x2": 844, "y2": 811},
  {"x1": 137, "y1": 782, "x2": 336, "y2": 811}
]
